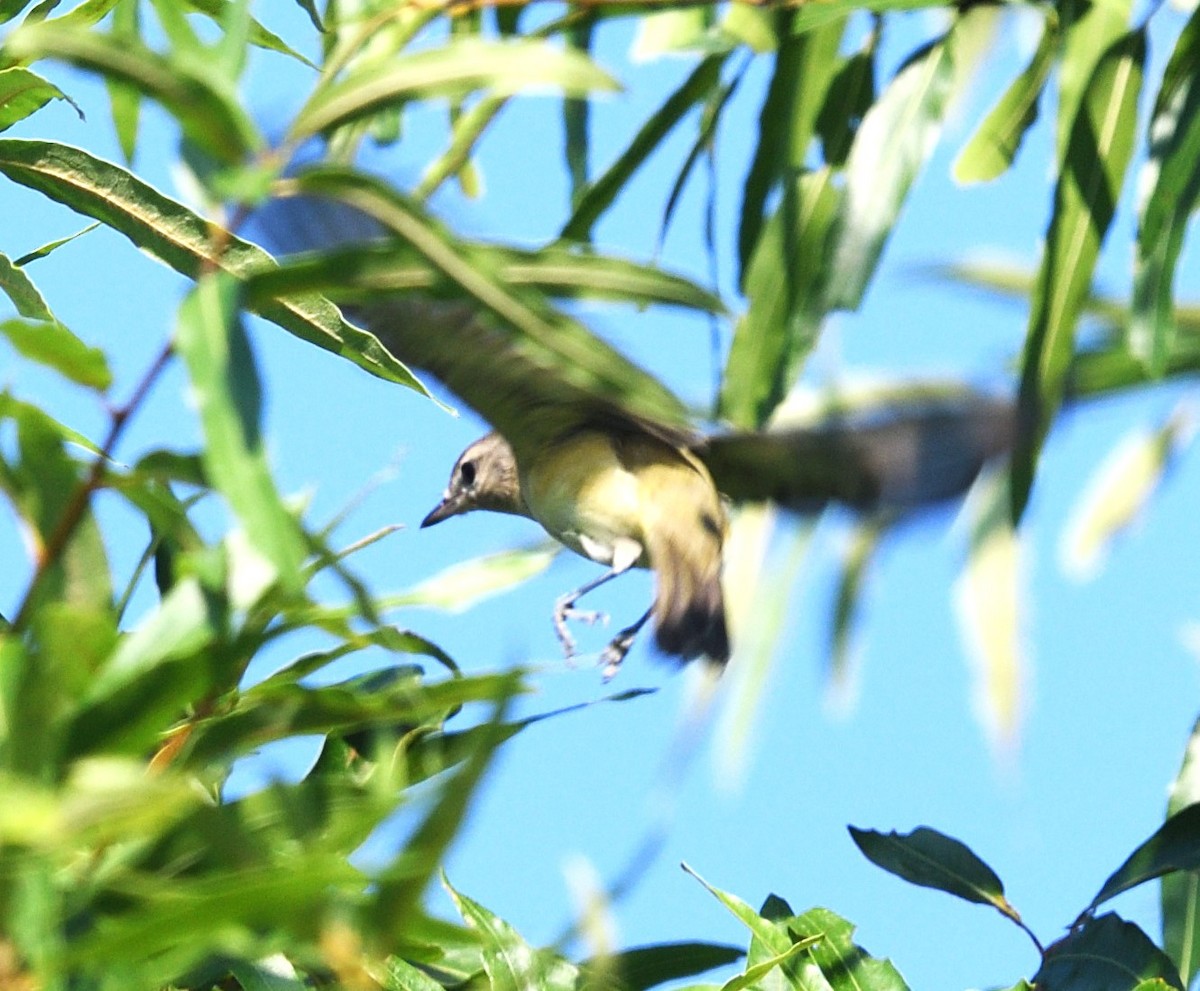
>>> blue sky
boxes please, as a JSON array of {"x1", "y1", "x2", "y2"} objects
[{"x1": 3, "y1": 5, "x2": 1200, "y2": 989}]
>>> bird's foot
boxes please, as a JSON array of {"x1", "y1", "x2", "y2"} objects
[
  {"x1": 553, "y1": 598, "x2": 609, "y2": 659},
  {"x1": 600, "y1": 631, "x2": 637, "y2": 681}
]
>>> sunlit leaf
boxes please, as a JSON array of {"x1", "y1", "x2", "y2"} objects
[
  {"x1": 1130, "y1": 10, "x2": 1200, "y2": 374},
  {"x1": 293, "y1": 39, "x2": 617, "y2": 141},
  {"x1": 0, "y1": 250, "x2": 53, "y2": 319},
  {"x1": 0, "y1": 139, "x2": 427, "y2": 391},
  {"x1": 174, "y1": 273, "x2": 307, "y2": 590},
  {"x1": 1060, "y1": 406, "x2": 1193, "y2": 580},
  {"x1": 953, "y1": 11, "x2": 1057, "y2": 184},
  {"x1": 737, "y1": 18, "x2": 844, "y2": 283},
  {"x1": 384, "y1": 546, "x2": 557, "y2": 614},
  {"x1": 1012, "y1": 29, "x2": 1143, "y2": 519},
  {"x1": 0, "y1": 317, "x2": 112, "y2": 390},
  {"x1": 824, "y1": 30, "x2": 955, "y2": 311},
  {"x1": 954, "y1": 469, "x2": 1025, "y2": 751},
  {"x1": 0, "y1": 66, "x2": 73, "y2": 131},
  {"x1": 5, "y1": 22, "x2": 261, "y2": 164},
  {"x1": 722, "y1": 169, "x2": 838, "y2": 430}
]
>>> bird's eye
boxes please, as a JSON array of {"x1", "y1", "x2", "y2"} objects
[{"x1": 460, "y1": 461, "x2": 476, "y2": 486}]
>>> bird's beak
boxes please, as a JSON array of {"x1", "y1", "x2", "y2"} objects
[{"x1": 420, "y1": 492, "x2": 465, "y2": 528}]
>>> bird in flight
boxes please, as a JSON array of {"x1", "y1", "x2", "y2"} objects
[{"x1": 261, "y1": 177, "x2": 1015, "y2": 676}]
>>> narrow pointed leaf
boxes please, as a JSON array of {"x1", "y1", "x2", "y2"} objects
[
  {"x1": 1012, "y1": 29, "x2": 1144, "y2": 520},
  {"x1": 5, "y1": 22, "x2": 260, "y2": 164},
  {"x1": 0, "y1": 66, "x2": 71, "y2": 131},
  {"x1": 953, "y1": 13, "x2": 1057, "y2": 183},
  {"x1": 0, "y1": 251, "x2": 53, "y2": 319},
  {"x1": 1130, "y1": 11, "x2": 1200, "y2": 374},
  {"x1": 824, "y1": 31, "x2": 955, "y2": 310},
  {"x1": 0, "y1": 139, "x2": 427, "y2": 392},
  {"x1": 580, "y1": 943, "x2": 743, "y2": 991},
  {"x1": 174, "y1": 274, "x2": 307, "y2": 589},
  {"x1": 293, "y1": 39, "x2": 617, "y2": 141},
  {"x1": 564, "y1": 54, "x2": 724, "y2": 243},
  {"x1": 722, "y1": 168, "x2": 838, "y2": 429},
  {"x1": 788, "y1": 907, "x2": 910, "y2": 991}
]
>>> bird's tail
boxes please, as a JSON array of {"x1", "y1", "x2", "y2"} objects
[{"x1": 644, "y1": 498, "x2": 730, "y2": 666}]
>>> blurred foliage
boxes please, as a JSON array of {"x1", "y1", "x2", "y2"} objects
[{"x1": 0, "y1": 0, "x2": 1199, "y2": 988}]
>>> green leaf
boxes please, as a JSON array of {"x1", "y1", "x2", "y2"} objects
[
  {"x1": 4, "y1": 22, "x2": 261, "y2": 165},
  {"x1": 1035, "y1": 914, "x2": 1183, "y2": 991},
  {"x1": 564, "y1": 54, "x2": 723, "y2": 243},
  {"x1": 786, "y1": 907, "x2": 909, "y2": 991},
  {"x1": 174, "y1": 273, "x2": 307, "y2": 590},
  {"x1": 444, "y1": 876, "x2": 581, "y2": 991},
  {"x1": 182, "y1": 0, "x2": 316, "y2": 69},
  {"x1": 67, "y1": 577, "x2": 222, "y2": 756},
  {"x1": 737, "y1": 18, "x2": 844, "y2": 284},
  {"x1": 0, "y1": 66, "x2": 72, "y2": 131},
  {"x1": 1091, "y1": 804, "x2": 1200, "y2": 912},
  {"x1": 371, "y1": 691, "x2": 520, "y2": 939},
  {"x1": 383, "y1": 546, "x2": 557, "y2": 614},
  {"x1": 829, "y1": 518, "x2": 885, "y2": 688},
  {"x1": 0, "y1": 251, "x2": 54, "y2": 319},
  {"x1": 0, "y1": 139, "x2": 428, "y2": 391},
  {"x1": 1165, "y1": 718, "x2": 1200, "y2": 986},
  {"x1": 953, "y1": 11, "x2": 1057, "y2": 184},
  {"x1": 13, "y1": 220, "x2": 98, "y2": 265},
  {"x1": 682, "y1": 865, "x2": 792, "y2": 954},
  {"x1": 1011, "y1": 28, "x2": 1143, "y2": 520},
  {"x1": 824, "y1": 30, "x2": 955, "y2": 311},
  {"x1": 247, "y1": 240, "x2": 725, "y2": 314},
  {"x1": 580, "y1": 943, "x2": 743, "y2": 991},
  {"x1": 815, "y1": 41, "x2": 876, "y2": 170},
  {"x1": 849, "y1": 826, "x2": 1020, "y2": 920},
  {"x1": 1129, "y1": 11, "x2": 1200, "y2": 374},
  {"x1": 1060, "y1": 407, "x2": 1192, "y2": 580},
  {"x1": 292, "y1": 38, "x2": 617, "y2": 142},
  {"x1": 0, "y1": 317, "x2": 112, "y2": 390},
  {"x1": 105, "y1": 0, "x2": 140, "y2": 162},
  {"x1": 721, "y1": 168, "x2": 838, "y2": 429}
]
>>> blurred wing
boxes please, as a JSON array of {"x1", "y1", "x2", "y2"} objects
[
  {"x1": 255, "y1": 171, "x2": 696, "y2": 461},
  {"x1": 702, "y1": 392, "x2": 1017, "y2": 513}
]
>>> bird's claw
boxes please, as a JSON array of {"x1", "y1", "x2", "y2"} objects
[
  {"x1": 553, "y1": 600, "x2": 610, "y2": 659},
  {"x1": 600, "y1": 629, "x2": 637, "y2": 680}
]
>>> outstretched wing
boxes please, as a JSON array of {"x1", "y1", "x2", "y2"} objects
[
  {"x1": 701, "y1": 390, "x2": 1016, "y2": 513},
  {"x1": 255, "y1": 169, "x2": 697, "y2": 462}
]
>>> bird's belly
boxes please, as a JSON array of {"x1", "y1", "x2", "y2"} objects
[{"x1": 521, "y1": 433, "x2": 648, "y2": 569}]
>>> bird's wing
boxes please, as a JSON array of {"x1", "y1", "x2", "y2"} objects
[
  {"x1": 255, "y1": 169, "x2": 697, "y2": 461},
  {"x1": 700, "y1": 391, "x2": 1017, "y2": 513}
]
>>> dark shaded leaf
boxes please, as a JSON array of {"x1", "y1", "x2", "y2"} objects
[
  {"x1": 1035, "y1": 914, "x2": 1183, "y2": 991},
  {"x1": 1092, "y1": 803, "x2": 1200, "y2": 912},
  {"x1": 850, "y1": 826, "x2": 1015, "y2": 917}
]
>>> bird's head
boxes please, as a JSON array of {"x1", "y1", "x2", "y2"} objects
[{"x1": 421, "y1": 432, "x2": 526, "y2": 527}]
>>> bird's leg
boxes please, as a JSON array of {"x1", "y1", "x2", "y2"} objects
[
  {"x1": 600, "y1": 608, "x2": 652, "y2": 680},
  {"x1": 553, "y1": 569, "x2": 620, "y2": 658}
]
